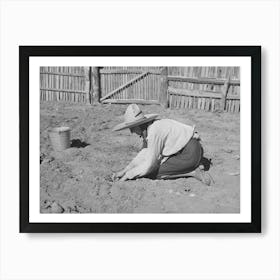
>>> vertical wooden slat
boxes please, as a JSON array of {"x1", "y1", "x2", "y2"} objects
[
  {"x1": 201, "y1": 98, "x2": 205, "y2": 110},
  {"x1": 220, "y1": 76, "x2": 231, "y2": 111},
  {"x1": 159, "y1": 67, "x2": 168, "y2": 108},
  {"x1": 55, "y1": 67, "x2": 58, "y2": 101},
  {"x1": 46, "y1": 67, "x2": 49, "y2": 101},
  {"x1": 92, "y1": 67, "x2": 101, "y2": 102},
  {"x1": 197, "y1": 98, "x2": 201, "y2": 110},
  {"x1": 87, "y1": 67, "x2": 92, "y2": 104},
  {"x1": 211, "y1": 99, "x2": 215, "y2": 112},
  {"x1": 231, "y1": 100, "x2": 235, "y2": 113}
]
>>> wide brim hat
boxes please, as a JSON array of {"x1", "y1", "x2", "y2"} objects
[{"x1": 113, "y1": 104, "x2": 159, "y2": 131}]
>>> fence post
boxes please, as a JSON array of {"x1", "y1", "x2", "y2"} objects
[
  {"x1": 92, "y1": 67, "x2": 101, "y2": 103},
  {"x1": 86, "y1": 67, "x2": 92, "y2": 104},
  {"x1": 220, "y1": 76, "x2": 230, "y2": 111},
  {"x1": 160, "y1": 67, "x2": 169, "y2": 108}
]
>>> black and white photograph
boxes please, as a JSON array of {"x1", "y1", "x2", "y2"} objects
[
  {"x1": 19, "y1": 46, "x2": 260, "y2": 232},
  {"x1": 40, "y1": 66, "x2": 241, "y2": 214},
  {"x1": 2, "y1": 1, "x2": 279, "y2": 279}
]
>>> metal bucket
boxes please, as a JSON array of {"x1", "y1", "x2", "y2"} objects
[{"x1": 49, "y1": 127, "x2": 71, "y2": 151}]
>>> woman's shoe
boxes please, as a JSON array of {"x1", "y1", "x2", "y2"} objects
[{"x1": 194, "y1": 169, "x2": 212, "y2": 186}]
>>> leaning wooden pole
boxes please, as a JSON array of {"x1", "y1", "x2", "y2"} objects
[
  {"x1": 92, "y1": 67, "x2": 101, "y2": 103},
  {"x1": 160, "y1": 67, "x2": 169, "y2": 108}
]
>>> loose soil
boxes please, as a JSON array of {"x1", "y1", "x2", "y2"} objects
[{"x1": 40, "y1": 102, "x2": 240, "y2": 213}]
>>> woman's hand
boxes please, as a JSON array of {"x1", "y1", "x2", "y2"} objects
[
  {"x1": 112, "y1": 169, "x2": 126, "y2": 181},
  {"x1": 119, "y1": 174, "x2": 129, "y2": 181}
]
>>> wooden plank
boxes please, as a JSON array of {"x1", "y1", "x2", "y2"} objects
[
  {"x1": 180, "y1": 96, "x2": 183, "y2": 108},
  {"x1": 198, "y1": 98, "x2": 201, "y2": 110},
  {"x1": 185, "y1": 96, "x2": 189, "y2": 108},
  {"x1": 168, "y1": 88, "x2": 223, "y2": 99},
  {"x1": 168, "y1": 75, "x2": 240, "y2": 86},
  {"x1": 55, "y1": 67, "x2": 59, "y2": 101},
  {"x1": 86, "y1": 67, "x2": 92, "y2": 104},
  {"x1": 236, "y1": 101, "x2": 240, "y2": 112},
  {"x1": 169, "y1": 94, "x2": 172, "y2": 108},
  {"x1": 40, "y1": 71, "x2": 85, "y2": 77},
  {"x1": 235, "y1": 100, "x2": 238, "y2": 112},
  {"x1": 205, "y1": 98, "x2": 209, "y2": 111},
  {"x1": 100, "y1": 72, "x2": 149, "y2": 102},
  {"x1": 159, "y1": 67, "x2": 169, "y2": 108},
  {"x1": 232, "y1": 100, "x2": 235, "y2": 112},
  {"x1": 175, "y1": 96, "x2": 178, "y2": 108},
  {"x1": 40, "y1": 88, "x2": 87, "y2": 94},
  {"x1": 102, "y1": 99, "x2": 160, "y2": 105},
  {"x1": 211, "y1": 99, "x2": 215, "y2": 112},
  {"x1": 201, "y1": 98, "x2": 205, "y2": 110},
  {"x1": 220, "y1": 77, "x2": 231, "y2": 111},
  {"x1": 226, "y1": 95, "x2": 241, "y2": 100},
  {"x1": 182, "y1": 96, "x2": 186, "y2": 109},
  {"x1": 189, "y1": 97, "x2": 193, "y2": 109},
  {"x1": 192, "y1": 97, "x2": 195, "y2": 109},
  {"x1": 100, "y1": 69, "x2": 162, "y2": 75},
  {"x1": 179, "y1": 96, "x2": 183, "y2": 108},
  {"x1": 92, "y1": 67, "x2": 101, "y2": 102}
]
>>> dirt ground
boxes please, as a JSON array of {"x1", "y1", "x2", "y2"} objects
[{"x1": 40, "y1": 102, "x2": 240, "y2": 213}]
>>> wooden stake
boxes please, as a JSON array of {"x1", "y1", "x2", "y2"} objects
[
  {"x1": 159, "y1": 67, "x2": 169, "y2": 108},
  {"x1": 92, "y1": 67, "x2": 101, "y2": 102},
  {"x1": 86, "y1": 67, "x2": 92, "y2": 104}
]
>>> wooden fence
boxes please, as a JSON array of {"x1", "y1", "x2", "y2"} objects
[
  {"x1": 40, "y1": 67, "x2": 88, "y2": 103},
  {"x1": 167, "y1": 67, "x2": 240, "y2": 112},
  {"x1": 99, "y1": 67, "x2": 162, "y2": 104},
  {"x1": 40, "y1": 66, "x2": 240, "y2": 113},
  {"x1": 96, "y1": 66, "x2": 240, "y2": 112}
]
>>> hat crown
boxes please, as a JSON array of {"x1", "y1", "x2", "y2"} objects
[{"x1": 124, "y1": 104, "x2": 145, "y2": 124}]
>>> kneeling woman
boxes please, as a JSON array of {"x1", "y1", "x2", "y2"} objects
[{"x1": 113, "y1": 104, "x2": 212, "y2": 185}]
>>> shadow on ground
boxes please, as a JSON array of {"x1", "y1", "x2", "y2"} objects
[{"x1": 71, "y1": 139, "x2": 90, "y2": 148}]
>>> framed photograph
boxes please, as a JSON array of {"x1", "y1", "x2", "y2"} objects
[{"x1": 20, "y1": 46, "x2": 261, "y2": 233}]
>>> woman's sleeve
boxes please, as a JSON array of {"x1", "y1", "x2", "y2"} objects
[{"x1": 124, "y1": 128, "x2": 164, "y2": 179}]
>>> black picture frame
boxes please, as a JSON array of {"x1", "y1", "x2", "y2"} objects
[{"x1": 20, "y1": 46, "x2": 261, "y2": 233}]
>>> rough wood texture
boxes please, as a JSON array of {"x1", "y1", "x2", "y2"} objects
[
  {"x1": 159, "y1": 67, "x2": 169, "y2": 108},
  {"x1": 102, "y1": 99, "x2": 159, "y2": 105},
  {"x1": 169, "y1": 88, "x2": 240, "y2": 100},
  {"x1": 168, "y1": 88, "x2": 222, "y2": 98},
  {"x1": 86, "y1": 67, "x2": 92, "y2": 104},
  {"x1": 92, "y1": 67, "x2": 101, "y2": 102},
  {"x1": 39, "y1": 71, "x2": 85, "y2": 77},
  {"x1": 100, "y1": 72, "x2": 149, "y2": 102},
  {"x1": 220, "y1": 77, "x2": 231, "y2": 111},
  {"x1": 100, "y1": 67, "x2": 162, "y2": 101},
  {"x1": 168, "y1": 76, "x2": 240, "y2": 86},
  {"x1": 100, "y1": 69, "x2": 161, "y2": 75},
  {"x1": 40, "y1": 67, "x2": 86, "y2": 103},
  {"x1": 40, "y1": 67, "x2": 240, "y2": 113},
  {"x1": 40, "y1": 88, "x2": 86, "y2": 94}
]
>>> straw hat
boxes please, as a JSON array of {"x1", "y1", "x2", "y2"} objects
[{"x1": 113, "y1": 104, "x2": 159, "y2": 131}]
